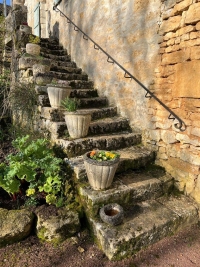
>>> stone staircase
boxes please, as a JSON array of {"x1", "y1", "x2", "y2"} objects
[{"x1": 31, "y1": 38, "x2": 199, "y2": 260}]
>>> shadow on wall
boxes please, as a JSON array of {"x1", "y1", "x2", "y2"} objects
[
  {"x1": 58, "y1": 0, "x2": 160, "y2": 128},
  {"x1": 52, "y1": 21, "x2": 60, "y2": 41}
]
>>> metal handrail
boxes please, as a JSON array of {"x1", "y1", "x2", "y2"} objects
[{"x1": 53, "y1": 4, "x2": 186, "y2": 131}]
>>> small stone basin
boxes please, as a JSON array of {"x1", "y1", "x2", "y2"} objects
[{"x1": 99, "y1": 203, "x2": 124, "y2": 226}]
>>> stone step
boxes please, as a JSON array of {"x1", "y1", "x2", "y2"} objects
[
  {"x1": 57, "y1": 80, "x2": 94, "y2": 89},
  {"x1": 50, "y1": 116, "x2": 131, "y2": 139},
  {"x1": 68, "y1": 146, "x2": 155, "y2": 181},
  {"x1": 79, "y1": 97, "x2": 108, "y2": 108},
  {"x1": 49, "y1": 71, "x2": 88, "y2": 81},
  {"x1": 41, "y1": 53, "x2": 71, "y2": 62},
  {"x1": 50, "y1": 65, "x2": 82, "y2": 74},
  {"x1": 39, "y1": 106, "x2": 117, "y2": 122},
  {"x1": 88, "y1": 116, "x2": 131, "y2": 135},
  {"x1": 40, "y1": 47, "x2": 68, "y2": 56},
  {"x1": 54, "y1": 132, "x2": 142, "y2": 158},
  {"x1": 40, "y1": 42, "x2": 64, "y2": 50},
  {"x1": 70, "y1": 89, "x2": 98, "y2": 98},
  {"x1": 88, "y1": 195, "x2": 198, "y2": 260},
  {"x1": 56, "y1": 61, "x2": 77, "y2": 68}
]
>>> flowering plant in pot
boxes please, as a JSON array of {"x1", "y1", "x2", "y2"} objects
[
  {"x1": 83, "y1": 150, "x2": 120, "y2": 190},
  {"x1": 62, "y1": 97, "x2": 91, "y2": 138}
]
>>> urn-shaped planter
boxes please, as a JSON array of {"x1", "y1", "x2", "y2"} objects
[
  {"x1": 100, "y1": 203, "x2": 124, "y2": 226},
  {"x1": 47, "y1": 84, "x2": 72, "y2": 109},
  {"x1": 26, "y1": 43, "x2": 40, "y2": 56},
  {"x1": 64, "y1": 111, "x2": 91, "y2": 138},
  {"x1": 83, "y1": 151, "x2": 120, "y2": 190}
]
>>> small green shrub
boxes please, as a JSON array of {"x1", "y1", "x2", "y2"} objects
[
  {"x1": 0, "y1": 135, "x2": 68, "y2": 207},
  {"x1": 62, "y1": 97, "x2": 80, "y2": 112},
  {"x1": 28, "y1": 35, "x2": 40, "y2": 44}
]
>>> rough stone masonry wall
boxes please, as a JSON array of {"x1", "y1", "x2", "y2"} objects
[{"x1": 146, "y1": 0, "x2": 200, "y2": 204}]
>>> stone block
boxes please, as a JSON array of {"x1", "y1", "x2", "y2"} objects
[
  {"x1": 0, "y1": 209, "x2": 34, "y2": 247},
  {"x1": 168, "y1": 157, "x2": 199, "y2": 175},
  {"x1": 173, "y1": 61, "x2": 200, "y2": 97},
  {"x1": 185, "y1": 3, "x2": 200, "y2": 24},
  {"x1": 196, "y1": 21, "x2": 200, "y2": 31},
  {"x1": 174, "y1": 0, "x2": 193, "y2": 13},
  {"x1": 35, "y1": 206, "x2": 80, "y2": 244},
  {"x1": 191, "y1": 127, "x2": 200, "y2": 138},
  {"x1": 191, "y1": 46, "x2": 200, "y2": 60},
  {"x1": 161, "y1": 130, "x2": 177, "y2": 144},
  {"x1": 161, "y1": 48, "x2": 190, "y2": 65},
  {"x1": 160, "y1": 16, "x2": 182, "y2": 35},
  {"x1": 180, "y1": 149, "x2": 200, "y2": 165}
]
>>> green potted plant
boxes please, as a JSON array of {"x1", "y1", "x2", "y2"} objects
[
  {"x1": 26, "y1": 35, "x2": 41, "y2": 56},
  {"x1": 83, "y1": 150, "x2": 120, "y2": 190},
  {"x1": 62, "y1": 97, "x2": 91, "y2": 138},
  {"x1": 47, "y1": 79, "x2": 72, "y2": 109}
]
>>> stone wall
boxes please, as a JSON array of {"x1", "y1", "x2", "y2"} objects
[
  {"x1": 26, "y1": 0, "x2": 162, "y2": 130},
  {"x1": 25, "y1": 0, "x2": 200, "y2": 204},
  {"x1": 146, "y1": 0, "x2": 200, "y2": 204}
]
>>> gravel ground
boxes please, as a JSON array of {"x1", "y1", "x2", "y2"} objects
[{"x1": 0, "y1": 224, "x2": 200, "y2": 267}]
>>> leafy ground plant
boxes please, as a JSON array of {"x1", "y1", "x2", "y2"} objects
[{"x1": 0, "y1": 135, "x2": 67, "y2": 207}]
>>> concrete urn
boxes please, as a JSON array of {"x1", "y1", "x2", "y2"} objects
[
  {"x1": 83, "y1": 151, "x2": 120, "y2": 190},
  {"x1": 47, "y1": 84, "x2": 72, "y2": 109},
  {"x1": 64, "y1": 111, "x2": 91, "y2": 138}
]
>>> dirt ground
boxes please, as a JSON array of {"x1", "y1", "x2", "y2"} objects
[{"x1": 0, "y1": 224, "x2": 200, "y2": 267}]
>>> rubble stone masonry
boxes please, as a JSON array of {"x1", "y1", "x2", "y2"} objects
[{"x1": 25, "y1": 0, "x2": 200, "y2": 204}]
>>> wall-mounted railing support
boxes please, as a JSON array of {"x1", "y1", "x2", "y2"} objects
[{"x1": 53, "y1": 5, "x2": 186, "y2": 132}]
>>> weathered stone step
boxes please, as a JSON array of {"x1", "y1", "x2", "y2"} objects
[
  {"x1": 68, "y1": 146, "x2": 155, "y2": 181},
  {"x1": 78, "y1": 167, "x2": 171, "y2": 215},
  {"x1": 39, "y1": 106, "x2": 117, "y2": 122},
  {"x1": 57, "y1": 80, "x2": 94, "y2": 89},
  {"x1": 88, "y1": 117, "x2": 131, "y2": 135},
  {"x1": 88, "y1": 195, "x2": 198, "y2": 260},
  {"x1": 40, "y1": 47, "x2": 68, "y2": 56},
  {"x1": 54, "y1": 132, "x2": 141, "y2": 158},
  {"x1": 50, "y1": 71, "x2": 88, "y2": 81},
  {"x1": 57, "y1": 61, "x2": 77, "y2": 68},
  {"x1": 70, "y1": 89, "x2": 98, "y2": 98},
  {"x1": 50, "y1": 65, "x2": 82, "y2": 74},
  {"x1": 79, "y1": 97, "x2": 108, "y2": 108},
  {"x1": 40, "y1": 42, "x2": 64, "y2": 50},
  {"x1": 41, "y1": 53, "x2": 71, "y2": 62}
]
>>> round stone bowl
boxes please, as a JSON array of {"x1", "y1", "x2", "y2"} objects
[{"x1": 99, "y1": 203, "x2": 124, "y2": 226}]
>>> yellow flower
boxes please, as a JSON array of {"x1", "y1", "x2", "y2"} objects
[{"x1": 26, "y1": 188, "x2": 35, "y2": 196}]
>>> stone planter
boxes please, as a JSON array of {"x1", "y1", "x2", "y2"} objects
[
  {"x1": 26, "y1": 43, "x2": 40, "y2": 56},
  {"x1": 99, "y1": 203, "x2": 124, "y2": 226},
  {"x1": 33, "y1": 64, "x2": 51, "y2": 76},
  {"x1": 64, "y1": 111, "x2": 91, "y2": 138},
  {"x1": 19, "y1": 25, "x2": 32, "y2": 34},
  {"x1": 83, "y1": 152, "x2": 120, "y2": 190},
  {"x1": 47, "y1": 85, "x2": 72, "y2": 109}
]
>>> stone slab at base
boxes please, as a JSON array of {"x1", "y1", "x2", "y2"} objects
[{"x1": 89, "y1": 196, "x2": 198, "y2": 260}]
